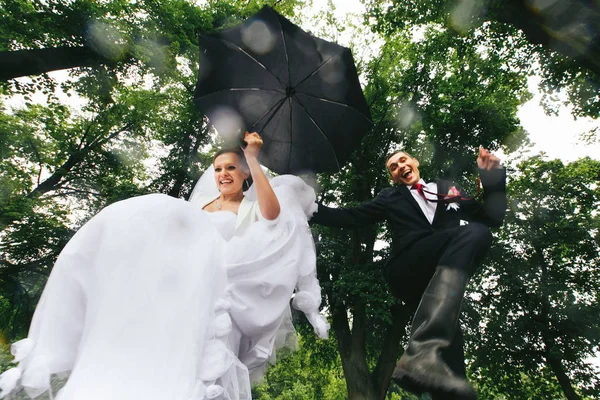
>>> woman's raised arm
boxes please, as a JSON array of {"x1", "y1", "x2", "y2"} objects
[{"x1": 243, "y1": 131, "x2": 280, "y2": 220}]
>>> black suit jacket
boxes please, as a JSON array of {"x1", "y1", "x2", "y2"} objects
[{"x1": 311, "y1": 168, "x2": 507, "y2": 257}]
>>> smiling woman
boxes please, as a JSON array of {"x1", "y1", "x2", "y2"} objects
[
  {"x1": 202, "y1": 132, "x2": 281, "y2": 221},
  {"x1": 203, "y1": 148, "x2": 250, "y2": 213},
  {"x1": 0, "y1": 132, "x2": 328, "y2": 400}
]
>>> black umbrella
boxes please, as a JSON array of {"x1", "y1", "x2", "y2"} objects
[{"x1": 193, "y1": 6, "x2": 372, "y2": 174}]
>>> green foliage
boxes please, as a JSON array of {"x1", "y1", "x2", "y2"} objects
[
  {"x1": 1, "y1": 1, "x2": 599, "y2": 399},
  {"x1": 311, "y1": 4, "x2": 530, "y2": 395},
  {"x1": 253, "y1": 331, "x2": 347, "y2": 400},
  {"x1": 364, "y1": 0, "x2": 600, "y2": 119},
  {"x1": 470, "y1": 157, "x2": 600, "y2": 398},
  {"x1": 367, "y1": 26, "x2": 528, "y2": 180}
]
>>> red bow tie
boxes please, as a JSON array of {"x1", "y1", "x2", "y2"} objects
[
  {"x1": 411, "y1": 183, "x2": 443, "y2": 202},
  {"x1": 411, "y1": 180, "x2": 481, "y2": 203}
]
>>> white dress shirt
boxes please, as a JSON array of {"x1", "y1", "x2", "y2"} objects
[{"x1": 408, "y1": 179, "x2": 438, "y2": 224}]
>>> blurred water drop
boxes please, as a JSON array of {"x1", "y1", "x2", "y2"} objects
[
  {"x1": 450, "y1": 0, "x2": 486, "y2": 34},
  {"x1": 242, "y1": 20, "x2": 276, "y2": 55},
  {"x1": 84, "y1": 20, "x2": 128, "y2": 61},
  {"x1": 137, "y1": 39, "x2": 167, "y2": 72},
  {"x1": 527, "y1": 0, "x2": 560, "y2": 12},
  {"x1": 319, "y1": 59, "x2": 346, "y2": 85},
  {"x1": 556, "y1": 22, "x2": 595, "y2": 55},
  {"x1": 210, "y1": 106, "x2": 244, "y2": 142},
  {"x1": 239, "y1": 91, "x2": 266, "y2": 114},
  {"x1": 397, "y1": 103, "x2": 418, "y2": 129}
]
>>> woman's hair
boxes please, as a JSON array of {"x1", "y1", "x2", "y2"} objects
[{"x1": 213, "y1": 147, "x2": 249, "y2": 172}]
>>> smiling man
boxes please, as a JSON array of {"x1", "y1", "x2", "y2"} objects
[{"x1": 311, "y1": 147, "x2": 507, "y2": 399}]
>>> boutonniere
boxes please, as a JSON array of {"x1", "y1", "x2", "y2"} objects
[
  {"x1": 446, "y1": 186, "x2": 461, "y2": 211},
  {"x1": 447, "y1": 203, "x2": 460, "y2": 211},
  {"x1": 447, "y1": 186, "x2": 460, "y2": 197}
]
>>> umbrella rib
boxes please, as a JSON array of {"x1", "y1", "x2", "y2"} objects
[
  {"x1": 195, "y1": 88, "x2": 285, "y2": 97},
  {"x1": 287, "y1": 96, "x2": 293, "y2": 172},
  {"x1": 218, "y1": 39, "x2": 286, "y2": 88},
  {"x1": 295, "y1": 93, "x2": 373, "y2": 123},
  {"x1": 291, "y1": 96, "x2": 341, "y2": 171},
  {"x1": 249, "y1": 96, "x2": 288, "y2": 132},
  {"x1": 279, "y1": 17, "x2": 291, "y2": 88},
  {"x1": 292, "y1": 55, "x2": 335, "y2": 89}
]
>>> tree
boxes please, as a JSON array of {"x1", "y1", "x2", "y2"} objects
[
  {"x1": 0, "y1": 87, "x2": 164, "y2": 345},
  {"x1": 5, "y1": 1, "x2": 597, "y2": 399},
  {"x1": 312, "y1": 20, "x2": 528, "y2": 399},
  {"x1": 0, "y1": 0, "x2": 304, "y2": 81},
  {"x1": 0, "y1": 0, "x2": 214, "y2": 81},
  {"x1": 365, "y1": 0, "x2": 600, "y2": 120},
  {"x1": 470, "y1": 156, "x2": 600, "y2": 399}
]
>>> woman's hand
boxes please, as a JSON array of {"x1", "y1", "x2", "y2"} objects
[
  {"x1": 243, "y1": 131, "x2": 263, "y2": 159},
  {"x1": 241, "y1": 131, "x2": 280, "y2": 220}
]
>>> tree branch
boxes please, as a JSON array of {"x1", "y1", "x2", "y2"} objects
[{"x1": 0, "y1": 46, "x2": 116, "y2": 81}]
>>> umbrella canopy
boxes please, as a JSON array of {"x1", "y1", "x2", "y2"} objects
[{"x1": 194, "y1": 6, "x2": 372, "y2": 174}]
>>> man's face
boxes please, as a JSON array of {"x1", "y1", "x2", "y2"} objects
[{"x1": 386, "y1": 152, "x2": 421, "y2": 186}]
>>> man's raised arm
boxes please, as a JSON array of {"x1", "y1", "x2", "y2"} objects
[{"x1": 473, "y1": 147, "x2": 507, "y2": 227}]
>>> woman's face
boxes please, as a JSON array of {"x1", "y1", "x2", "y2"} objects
[{"x1": 213, "y1": 152, "x2": 249, "y2": 196}]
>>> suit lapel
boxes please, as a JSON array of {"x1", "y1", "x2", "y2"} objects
[
  {"x1": 432, "y1": 179, "x2": 448, "y2": 226},
  {"x1": 397, "y1": 185, "x2": 430, "y2": 225}
]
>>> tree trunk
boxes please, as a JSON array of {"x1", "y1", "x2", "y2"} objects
[
  {"x1": 167, "y1": 127, "x2": 204, "y2": 198},
  {"x1": 331, "y1": 298, "x2": 379, "y2": 400},
  {"x1": 544, "y1": 350, "x2": 581, "y2": 400},
  {"x1": 372, "y1": 304, "x2": 411, "y2": 399},
  {"x1": 0, "y1": 148, "x2": 88, "y2": 230},
  {"x1": 0, "y1": 46, "x2": 114, "y2": 81},
  {"x1": 328, "y1": 226, "x2": 410, "y2": 399},
  {"x1": 334, "y1": 229, "x2": 378, "y2": 399},
  {"x1": 536, "y1": 246, "x2": 581, "y2": 400}
]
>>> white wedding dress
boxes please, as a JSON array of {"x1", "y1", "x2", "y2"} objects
[{"x1": 0, "y1": 173, "x2": 328, "y2": 400}]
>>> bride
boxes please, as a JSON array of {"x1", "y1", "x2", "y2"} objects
[{"x1": 0, "y1": 132, "x2": 328, "y2": 400}]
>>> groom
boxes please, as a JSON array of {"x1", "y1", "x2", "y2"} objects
[{"x1": 311, "y1": 147, "x2": 506, "y2": 399}]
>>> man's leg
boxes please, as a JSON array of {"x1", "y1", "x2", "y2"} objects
[
  {"x1": 391, "y1": 305, "x2": 467, "y2": 398},
  {"x1": 387, "y1": 222, "x2": 492, "y2": 399},
  {"x1": 385, "y1": 236, "x2": 464, "y2": 398},
  {"x1": 443, "y1": 325, "x2": 466, "y2": 378},
  {"x1": 387, "y1": 303, "x2": 466, "y2": 397},
  {"x1": 426, "y1": 326, "x2": 467, "y2": 400}
]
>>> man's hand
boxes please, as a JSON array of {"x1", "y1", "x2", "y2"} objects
[{"x1": 477, "y1": 147, "x2": 501, "y2": 170}]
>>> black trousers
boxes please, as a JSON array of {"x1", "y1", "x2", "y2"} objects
[{"x1": 384, "y1": 222, "x2": 493, "y2": 377}]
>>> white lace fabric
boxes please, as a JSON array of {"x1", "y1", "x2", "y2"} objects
[{"x1": 0, "y1": 170, "x2": 328, "y2": 400}]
